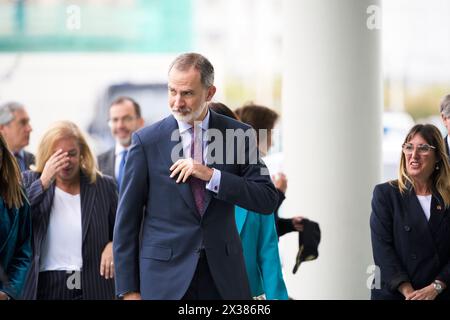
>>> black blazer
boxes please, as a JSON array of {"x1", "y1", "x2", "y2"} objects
[
  {"x1": 370, "y1": 182, "x2": 450, "y2": 300},
  {"x1": 445, "y1": 136, "x2": 450, "y2": 160},
  {"x1": 23, "y1": 151, "x2": 35, "y2": 171},
  {"x1": 97, "y1": 148, "x2": 115, "y2": 181},
  {"x1": 21, "y1": 171, "x2": 118, "y2": 300}
]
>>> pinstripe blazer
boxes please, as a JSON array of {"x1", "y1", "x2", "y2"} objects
[{"x1": 21, "y1": 171, "x2": 118, "y2": 300}]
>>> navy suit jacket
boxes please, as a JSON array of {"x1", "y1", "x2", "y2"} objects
[
  {"x1": 98, "y1": 148, "x2": 115, "y2": 181},
  {"x1": 370, "y1": 182, "x2": 450, "y2": 300},
  {"x1": 22, "y1": 171, "x2": 118, "y2": 300},
  {"x1": 113, "y1": 110, "x2": 278, "y2": 300}
]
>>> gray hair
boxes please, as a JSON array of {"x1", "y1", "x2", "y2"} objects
[
  {"x1": 168, "y1": 53, "x2": 214, "y2": 88},
  {"x1": 0, "y1": 101, "x2": 25, "y2": 125},
  {"x1": 440, "y1": 94, "x2": 450, "y2": 118}
]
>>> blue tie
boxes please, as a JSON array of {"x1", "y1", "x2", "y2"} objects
[{"x1": 117, "y1": 149, "x2": 128, "y2": 191}]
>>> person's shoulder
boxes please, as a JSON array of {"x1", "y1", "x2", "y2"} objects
[
  {"x1": 23, "y1": 150, "x2": 35, "y2": 158},
  {"x1": 22, "y1": 170, "x2": 40, "y2": 180},
  {"x1": 98, "y1": 148, "x2": 114, "y2": 160},
  {"x1": 210, "y1": 110, "x2": 251, "y2": 131},
  {"x1": 133, "y1": 115, "x2": 174, "y2": 143},
  {"x1": 96, "y1": 172, "x2": 115, "y2": 186},
  {"x1": 373, "y1": 180, "x2": 400, "y2": 198},
  {"x1": 95, "y1": 173, "x2": 118, "y2": 193}
]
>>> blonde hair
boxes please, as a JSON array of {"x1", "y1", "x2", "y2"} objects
[
  {"x1": 0, "y1": 133, "x2": 24, "y2": 208},
  {"x1": 397, "y1": 124, "x2": 450, "y2": 207},
  {"x1": 34, "y1": 121, "x2": 99, "y2": 184}
]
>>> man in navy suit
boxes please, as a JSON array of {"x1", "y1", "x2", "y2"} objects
[
  {"x1": 97, "y1": 97, "x2": 144, "y2": 188},
  {"x1": 113, "y1": 53, "x2": 278, "y2": 300}
]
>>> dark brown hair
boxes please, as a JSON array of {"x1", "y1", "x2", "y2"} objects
[
  {"x1": 0, "y1": 133, "x2": 24, "y2": 208},
  {"x1": 209, "y1": 102, "x2": 239, "y2": 120},
  {"x1": 110, "y1": 96, "x2": 142, "y2": 118},
  {"x1": 235, "y1": 103, "x2": 279, "y2": 144}
]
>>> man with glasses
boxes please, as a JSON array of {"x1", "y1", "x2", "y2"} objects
[
  {"x1": 98, "y1": 97, "x2": 144, "y2": 189},
  {"x1": 0, "y1": 101, "x2": 34, "y2": 172}
]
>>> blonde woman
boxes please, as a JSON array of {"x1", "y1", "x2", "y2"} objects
[
  {"x1": 0, "y1": 133, "x2": 32, "y2": 300},
  {"x1": 22, "y1": 121, "x2": 117, "y2": 300},
  {"x1": 370, "y1": 124, "x2": 450, "y2": 300}
]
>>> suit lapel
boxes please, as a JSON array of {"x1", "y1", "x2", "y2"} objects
[
  {"x1": 80, "y1": 173, "x2": 96, "y2": 243},
  {"x1": 405, "y1": 188, "x2": 435, "y2": 249},
  {"x1": 41, "y1": 183, "x2": 56, "y2": 233},
  {"x1": 428, "y1": 191, "x2": 446, "y2": 236},
  {"x1": 157, "y1": 116, "x2": 198, "y2": 216},
  {"x1": 201, "y1": 111, "x2": 227, "y2": 216}
]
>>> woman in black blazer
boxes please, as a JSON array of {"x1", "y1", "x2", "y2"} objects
[
  {"x1": 370, "y1": 124, "x2": 450, "y2": 300},
  {"x1": 22, "y1": 121, "x2": 117, "y2": 300}
]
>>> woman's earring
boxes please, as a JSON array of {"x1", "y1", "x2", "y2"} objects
[{"x1": 436, "y1": 164, "x2": 440, "y2": 170}]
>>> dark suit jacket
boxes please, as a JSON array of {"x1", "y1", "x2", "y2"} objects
[
  {"x1": 22, "y1": 171, "x2": 118, "y2": 300},
  {"x1": 0, "y1": 196, "x2": 32, "y2": 299},
  {"x1": 113, "y1": 110, "x2": 279, "y2": 300},
  {"x1": 445, "y1": 136, "x2": 450, "y2": 159},
  {"x1": 21, "y1": 150, "x2": 35, "y2": 172},
  {"x1": 98, "y1": 148, "x2": 115, "y2": 181},
  {"x1": 370, "y1": 182, "x2": 450, "y2": 300}
]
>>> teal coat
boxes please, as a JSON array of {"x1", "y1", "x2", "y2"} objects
[
  {"x1": 0, "y1": 197, "x2": 32, "y2": 299},
  {"x1": 235, "y1": 206, "x2": 288, "y2": 300}
]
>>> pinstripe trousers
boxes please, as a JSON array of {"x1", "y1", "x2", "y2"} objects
[{"x1": 37, "y1": 271, "x2": 83, "y2": 300}]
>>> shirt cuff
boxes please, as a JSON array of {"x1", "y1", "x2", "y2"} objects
[{"x1": 206, "y1": 168, "x2": 221, "y2": 194}]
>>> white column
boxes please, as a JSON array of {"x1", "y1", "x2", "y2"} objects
[{"x1": 281, "y1": 0, "x2": 382, "y2": 299}]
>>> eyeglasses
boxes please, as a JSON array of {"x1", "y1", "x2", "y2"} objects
[
  {"x1": 402, "y1": 143, "x2": 436, "y2": 155},
  {"x1": 108, "y1": 116, "x2": 138, "y2": 127}
]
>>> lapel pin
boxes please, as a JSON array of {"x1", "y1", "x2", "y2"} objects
[{"x1": 437, "y1": 205, "x2": 442, "y2": 211}]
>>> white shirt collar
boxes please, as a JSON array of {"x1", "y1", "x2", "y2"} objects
[
  {"x1": 176, "y1": 109, "x2": 210, "y2": 134},
  {"x1": 114, "y1": 143, "x2": 128, "y2": 157}
]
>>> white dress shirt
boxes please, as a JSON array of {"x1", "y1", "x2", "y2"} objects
[
  {"x1": 417, "y1": 194, "x2": 432, "y2": 221},
  {"x1": 40, "y1": 187, "x2": 83, "y2": 272},
  {"x1": 175, "y1": 110, "x2": 221, "y2": 193},
  {"x1": 114, "y1": 144, "x2": 129, "y2": 180}
]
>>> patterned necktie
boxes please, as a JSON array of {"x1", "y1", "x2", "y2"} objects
[
  {"x1": 189, "y1": 126, "x2": 205, "y2": 215},
  {"x1": 117, "y1": 149, "x2": 128, "y2": 191}
]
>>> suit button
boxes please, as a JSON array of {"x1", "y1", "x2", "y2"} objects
[
  {"x1": 404, "y1": 225, "x2": 411, "y2": 232},
  {"x1": 411, "y1": 254, "x2": 417, "y2": 260}
]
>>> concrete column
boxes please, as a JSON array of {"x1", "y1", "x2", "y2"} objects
[{"x1": 281, "y1": 0, "x2": 382, "y2": 299}]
